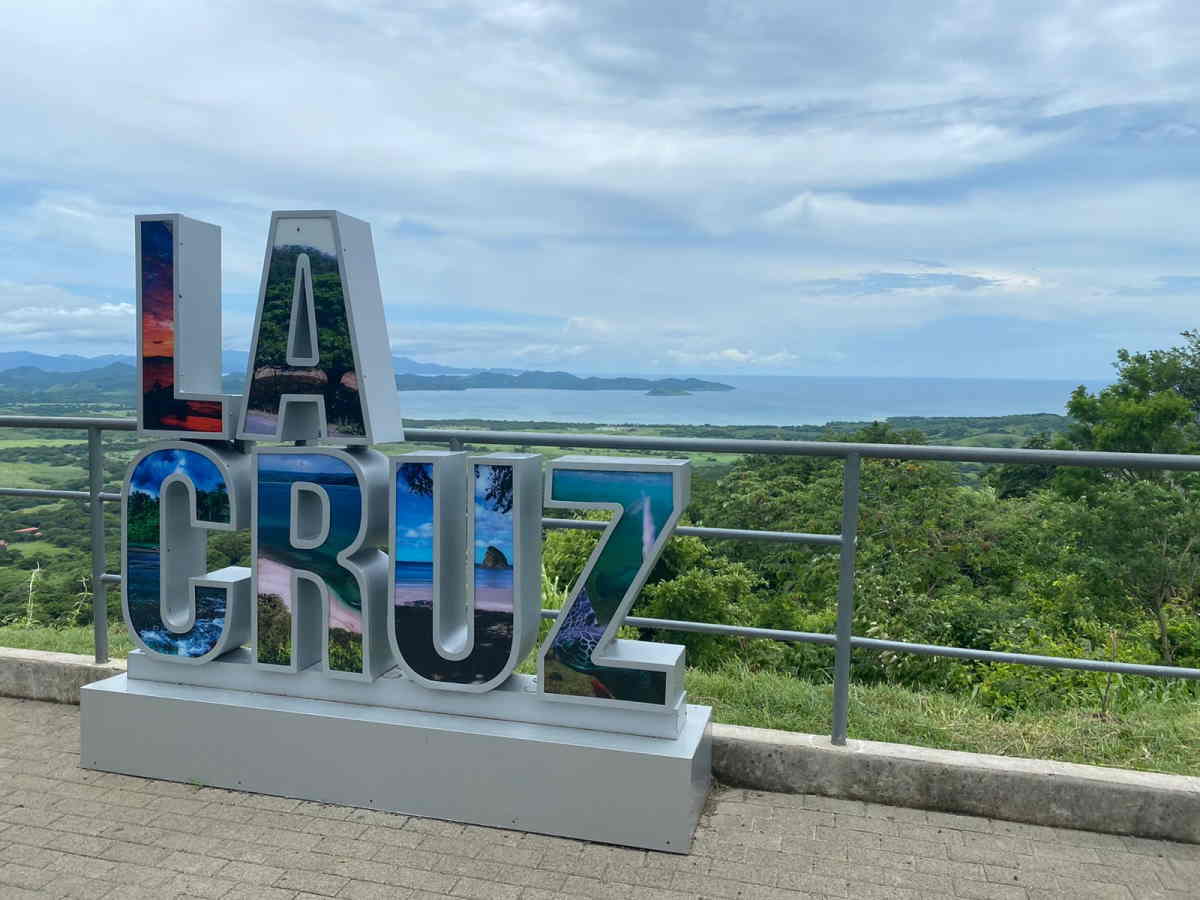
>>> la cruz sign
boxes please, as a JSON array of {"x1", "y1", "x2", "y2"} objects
[{"x1": 80, "y1": 211, "x2": 711, "y2": 853}]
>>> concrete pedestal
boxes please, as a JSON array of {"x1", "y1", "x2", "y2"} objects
[{"x1": 80, "y1": 671, "x2": 712, "y2": 852}]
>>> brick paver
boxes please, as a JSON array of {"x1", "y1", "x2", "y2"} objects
[{"x1": 1, "y1": 697, "x2": 1197, "y2": 899}]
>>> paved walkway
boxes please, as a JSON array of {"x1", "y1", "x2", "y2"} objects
[{"x1": 0, "y1": 698, "x2": 1196, "y2": 900}]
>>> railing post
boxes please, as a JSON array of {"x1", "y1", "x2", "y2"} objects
[
  {"x1": 88, "y1": 427, "x2": 109, "y2": 665},
  {"x1": 831, "y1": 452, "x2": 861, "y2": 745}
]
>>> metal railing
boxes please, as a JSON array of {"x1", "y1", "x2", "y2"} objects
[{"x1": 2, "y1": 414, "x2": 1199, "y2": 746}]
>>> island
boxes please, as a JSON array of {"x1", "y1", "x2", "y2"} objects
[
  {"x1": 394, "y1": 371, "x2": 734, "y2": 393},
  {"x1": 480, "y1": 546, "x2": 511, "y2": 569}
]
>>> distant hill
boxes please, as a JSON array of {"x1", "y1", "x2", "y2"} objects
[
  {"x1": 0, "y1": 350, "x2": 520, "y2": 378},
  {"x1": 220, "y1": 350, "x2": 520, "y2": 377},
  {"x1": 0, "y1": 352, "x2": 134, "y2": 372},
  {"x1": 391, "y1": 356, "x2": 523, "y2": 376},
  {"x1": 0, "y1": 362, "x2": 136, "y2": 391},
  {"x1": 0, "y1": 356, "x2": 733, "y2": 395},
  {"x1": 394, "y1": 371, "x2": 734, "y2": 392}
]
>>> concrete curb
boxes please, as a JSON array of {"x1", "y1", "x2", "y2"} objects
[
  {"x1": 711, "y1": 722, "x2": 1200, "y2": 844},
  {"x1": 0, "y1": 647, "x2": 125, "y2": 704},
  {"x1": 3, "y1": 649, "x2": 1197, "y2": 843}
]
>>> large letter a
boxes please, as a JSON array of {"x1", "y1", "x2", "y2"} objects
[{"x1": 237, "y1": 211, "x2": 403, "y2": 445}]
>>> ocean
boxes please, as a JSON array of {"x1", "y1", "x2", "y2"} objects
[{"x1": 395, "y1": 375, "x2": 1110, "y2": 427}]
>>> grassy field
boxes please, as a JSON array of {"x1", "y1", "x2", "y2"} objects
[
  {"x1": 0, "y1": 460, "x2": 86, "y2": 489},
  {"x1": 0, "y1": 438, "x2": 87, "y2": 449},
  {"x1": 2, "y1": 624, "x2": 1195, "y2": 777},
  {"x1": 0, "y1": 623, "x2": 134, "y2": 657},
  {"x1": 688, "y1": 663, "x2": 1200, "y2": 777},
  {"x1": 7, "y1": 540, "x2": 73, "y2": 559},
  {"x1": 7, "y1": 410, "x2": 1194, "y2": 778}
]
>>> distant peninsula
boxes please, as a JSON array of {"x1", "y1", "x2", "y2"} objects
[{"x1": 394, "y1": 371, "x2": 734, "y2": 393}]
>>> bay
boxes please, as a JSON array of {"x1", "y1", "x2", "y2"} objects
[{"x1": 396, "y1": 375, "x2": 1110, "y2": 427}]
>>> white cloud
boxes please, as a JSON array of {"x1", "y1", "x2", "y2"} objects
[
  {"x1": 0, "y1": 283, "x2": 134, "y2": 351},
  {"x1": 0, "y1": 2, "x2": 1198, "y2": 375},
  {"x1": 667, "y1": 348, "x2": 798, "y2": 368}
]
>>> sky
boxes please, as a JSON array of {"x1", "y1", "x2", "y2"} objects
[
  {"x1": 1, "y1": 1, "x2": 1198, "y2": 378},
  {"x1": 394, "y1": 464, "x2": 513, "y2": 564},
  {"x1": 129, "y1": 449, "x2": 224, "y2": 498}
]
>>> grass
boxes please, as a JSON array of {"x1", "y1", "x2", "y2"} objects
[
  {"x1": 0, "y1": 438, "x2": 84, "y2": 449},
  {"x1": 0, "y1": 623, "x2": 134, "y2": 657},
  {"x1": 688, "y1": 663, "x2": 1200, "y2": 777},
  {"x1": 1, "y1": 624, "x2": 1196, "y2": 777},
  {"x1": 7, "y1": 540, "x2": 72, "y2": 559},
  {"x1": 0, "y1": 460, "x2": 85, "y2": 489}
]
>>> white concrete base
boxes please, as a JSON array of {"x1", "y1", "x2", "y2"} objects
[
  {"x1": 80, "y1": 674, "x2": 712, "y2": 853},
  {"x1": 126, "y1": 648, "x2": 687, "y2": 738},
  {"x1": 0, "y1": 646, "x2": 125, "y2": 704}
]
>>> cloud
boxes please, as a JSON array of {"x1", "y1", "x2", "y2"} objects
[
  {"x1": 0, "y1": 2, "x2": 1197, "y2": 376},
  {"x1": 0, "y1": 282, "x2": 134, "y2": 351},
  {"x1": 790, "y1": 272, "x2": 1000, "y2": 295},
  {"x1": 666, "y1": 348, "x2": 798, "y2": 368},
  {"x1": 129, "y1": 448, "x2": 223, "y2": 497},
  {"x1": 1117, "y1": 276, "x2": 1200, "y2": 296}
]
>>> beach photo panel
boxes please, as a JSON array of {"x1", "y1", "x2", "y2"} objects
[
  {"x1": 136, "y1": 214, "x2": 242, "y2": 438},
  {"x1": 539, "y1": 456, "x2": 690, "y2": 709},
  {"x1": 389, "y1": 451, "x2": 543, "y2": 691},
  {"x1": 122, "y1": 442, "x2": 252, "y2": 663},
  {"x1": 236, "y1": 211, "x2": 404, "y2": 446},
  {"x1": 252, "y1": 446, "x2": 392, "y2": 681}
]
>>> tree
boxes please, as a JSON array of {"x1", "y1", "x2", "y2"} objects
[
  {"x1": 1070, "y1": 480, "x2": 1200, "y2": 665},
  {"x1": 247, "y1": 245, "x2": 364, "y2": 435},
  {"x1": 1062, "y1": 331, "x2": 1200, "y2": 456},
  {"x1": 987, "y1": 433, "x2": 1057, "y2": 499}
]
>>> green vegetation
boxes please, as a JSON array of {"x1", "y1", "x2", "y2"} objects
[
  {"x1": 0, "y1": 623, "x2": 134, "y2": 657},
  {"x1": 3, "y1": 334, "x2": 1200, "y2": 775},
  {"x1": 246, "y1": 243, "x2": 364, "y2": 435},
  {"x1": 688, "y1": 663, "x2": 1200, "y2": 776},
  {"x1": 255, "y1": 593, "x2": 292, "y2": 667},
  {"x1": 3, "y1": 621, "x2": 1194, "y2": 775},
  {"x1": 126, "y1": 480, "x2": 228, "y2": 545}
]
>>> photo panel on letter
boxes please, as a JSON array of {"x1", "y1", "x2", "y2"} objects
[
  {"x1": 389, "y1": 452, "x2": 542, "y2": 691},
  {"x1": 137, "y1": 215, "x2": 241, "y2": 438},
  {"x1": 539, "y1": 456, "x2": 690, "y2": 710},
  {"x1": 237, "y1": 211, "x2": 403, "y2": 445},
  {"x1": 252, "y1": 446, "x2": 391, "y2": 680},
  {"x1": 122, "y1": 442, "x2": 251, "y2": 662}
]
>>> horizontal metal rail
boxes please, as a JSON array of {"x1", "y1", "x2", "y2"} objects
[
  {"x1": 542, "y1": 516, "x2": 841, "y2": 546},
  {"x1": 0, "y1": 413, "x2": 1198, "y2": 746},
  {"x1": 0, "y1": 487, "x2": 121, "y2": 502},
  {"x1": 10, "y1": 415, "x2": 1200, "y2": 469},
  {"x1": 0, "y1": 415, "x2": 136, "y2": 431},
  {"x1": 80, "y1": 571, "x2": 1200, "y2": 683},
  {"x1": 536, "y1": 611, "x2": 1200, "y2": 681},
  {"x1": 405, "y1": 426, "x2": 1200, "y2": 471}
]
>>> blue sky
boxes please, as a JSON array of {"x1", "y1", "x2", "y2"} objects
[
  {"x1": 395, "y1": 464, "x2": 436, "y2": 564},
  {"x1": 394, "y1": 464, "x2": 513, "y2": 564},
  {"x1": 130, "y1": 449, "x2": 223, "y2": 498},
  {"x1": 1, "y1": 2, "x2": 1198, "y2": 377},
  {"x1": 472, "y1": 466, "x2": 514, "y2": 565}
]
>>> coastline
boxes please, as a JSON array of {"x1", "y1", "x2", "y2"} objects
[
  {"x1": 395, "y1": 566, "x2": 514, "y2": 613},
  {"x1": 257, "y1": 555, "x2": 363, "y2": 634}
]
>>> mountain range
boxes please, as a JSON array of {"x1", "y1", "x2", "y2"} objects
[
  {"x1": 0, "y1": 357, "x2": 733, "y2": 394},
  {"x1": 0, "y1": 352, "x2": 135, "y2": 373},
  {"x1": 0, "y1": 350, "x2": 523, "y2": 377}
]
